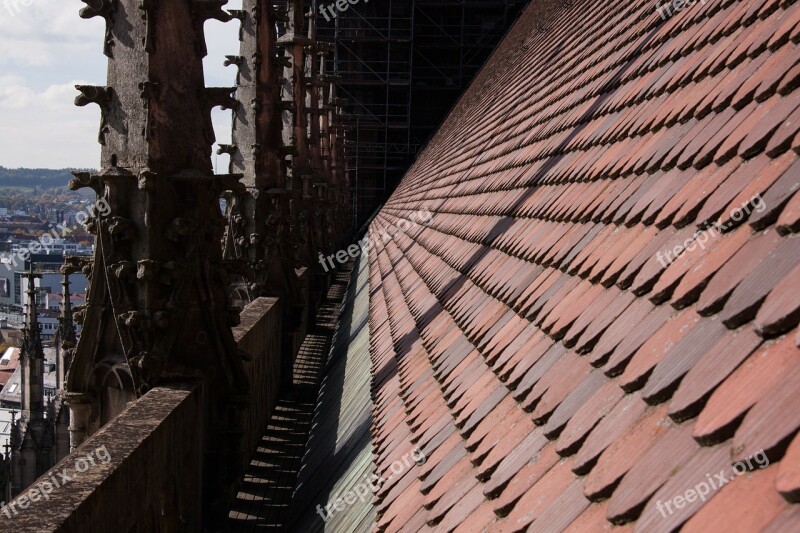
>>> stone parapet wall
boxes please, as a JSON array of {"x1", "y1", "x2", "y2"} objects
[
  {"x1": 233, "y1": 297, "x2": 283, "y2": 460},
  {"x1": 3, "y1": 296, "x2": 286, "y2": 531},
  {"x1": 6, "y1": 385, "x2": 202, "y2": 532}
]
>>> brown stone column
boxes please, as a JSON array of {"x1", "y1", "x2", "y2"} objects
[{"x1": 71, "y1": 0, "x2": 249, "y2": 527}]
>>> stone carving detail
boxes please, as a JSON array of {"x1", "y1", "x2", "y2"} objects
[
  {"x1": 71, "y1": 2, "x2": 251, "y2": 526},
  {"x1": 67, "y1": 0, "x2": 352, "y2": 525},
  {"x1": 79, "y1": 0, "x2": 117, "y2": 57},
  {"x1": 138, "y1": 81, "x2": 159, "y2": 102},
  {"x1": 138, "y1": 0, "x2": 156, "y2": 52},
  {"x1": 228, "y1": 9, "x2": 246, "y2": 40},
  {"x1": 204, "y1": 87, "x2": 239, "y2": 112},
  {"x1": 74, "y1": 85, "x2": 113, "y2": 144},
  {"x1": 69, "y1": 171, "x2": 104, "y2": 195},
  {"x1": 190, "y1": 0, "x2": 233, "y2": 57},
  {"x1": 224, "y1": 55, "x2": 244, "y2": 69},
  {"x1": 217, "y1": 144, "x2": 237, "y2": 157}
]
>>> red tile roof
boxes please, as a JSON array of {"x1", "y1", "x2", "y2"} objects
[
  {"x1": 0, "y1": 347, "x2": 20, "y2": 387},
  {"x1": 367, "y1": 0, "x2": 800, "y2": 530}
]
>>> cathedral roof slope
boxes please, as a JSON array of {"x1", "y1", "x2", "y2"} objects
[{"x1": 366, "y1": 0, "x2": 800, "y2": 530}]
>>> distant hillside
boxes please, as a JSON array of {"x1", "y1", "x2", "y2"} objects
[{"x1": 0, "y1": 167, "x2": 96, "y2": 190}]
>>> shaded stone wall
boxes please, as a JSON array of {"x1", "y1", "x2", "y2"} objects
[
  {"x1": 6, "y1": 386, "x2": 202, "y2": 532},
  {"x1": 3, "y1": 296, "x2": 292, "y2": 531},
  {"x1": 233, "y1": 297, "x2": 283, "y2": 460},
  {"x1": 290, "y1": 267, "x2": 311, "y2": 373}
]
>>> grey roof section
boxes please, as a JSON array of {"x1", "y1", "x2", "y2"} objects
[{"x1": 289, "y1": 252, "x2": 375, "y2": 533}]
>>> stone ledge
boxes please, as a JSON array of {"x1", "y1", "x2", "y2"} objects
[
  {"x1": 232, "y1": 297, "x2": 282, "y2": 460},
  {"x1": 5, "y1": 385, "x2": 202, "y2": 532},
  {"x1": 233, "y1": 297, "x2": 280, "y2": 345}
]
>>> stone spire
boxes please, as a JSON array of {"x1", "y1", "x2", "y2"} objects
[
  {"x1": 277, "y1": 0, "x2": 315, "y2": 268},
  {"x1": 70, "y1": 0, "x2": 249, "y2": 524},
  {"x1": 55, "y1": 265, "x2": 77, "y2": 392},
  {"x1": 70, "y1": 0, "x2": 248, "y2": 403},
  {"x1": 12, "y1": 263, "x2": 54, "y2": 496},
  {"x1": 20, "y1": 263, "x2": 44, "y2": 422},
  {"x1": 305, "y1": 1, "x2": 331, "y2": 262},
  {"x1": 222, "y1": 0, "x2": 303, "y2": 310}
]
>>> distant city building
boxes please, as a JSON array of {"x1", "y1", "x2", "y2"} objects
[
  {"x1": 0, "y1": 329, "x2": 20, "y2": 345},
  {"x1": 0, "y1": 408, "x2": 15, "y2": 468},
  {"x1": 0, "y1": 347, "x2": 20, "y2": 393},
  {"x1": 44, "y1": 293, "x2": 85, "y2": 312},
  {"x1": 0, "y1": 255, "x2": 88, "y2": 309},
  {"x1": 0, "y1": 347, "x2": 58, "y2": 408},
  {"x1": 10, "y1": 240, "x2": 90, "y2": 256}
]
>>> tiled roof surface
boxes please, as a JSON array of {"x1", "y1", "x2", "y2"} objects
[{"x1": 367, "y1": 0, "x2": 800, "y2": 531}]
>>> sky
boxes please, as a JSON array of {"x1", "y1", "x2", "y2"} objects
[{"x1": 0, "y1": 0, "x2": 243, "y2": 171}]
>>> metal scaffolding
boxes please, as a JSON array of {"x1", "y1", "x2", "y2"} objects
[{"x1": 317, "y1": 0, "x2": 528, "y2": 226}]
